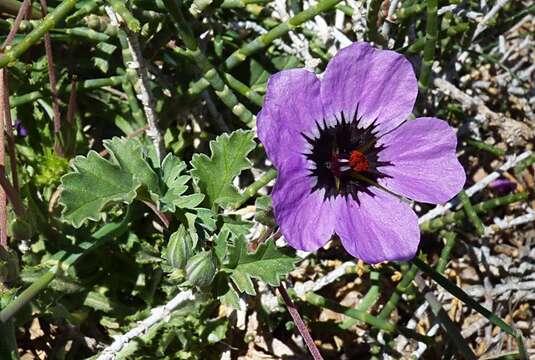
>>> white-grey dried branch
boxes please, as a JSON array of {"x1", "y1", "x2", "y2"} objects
[
  {"x1": 97, "y1": 290, "x2": 195, "y2": 360},
  {"x1": 433, "y1": 77, "x2": 533, "y2": 146},
  {"x1": 105, "y1": 6, "x2": 165, "y2": 160}
]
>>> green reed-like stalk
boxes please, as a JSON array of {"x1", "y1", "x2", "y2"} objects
[
  {"x1": 165, "y1": 0, "x2": 255, "y2": 125},
  {"x1": 466, "y1": 138, "x2": 505, "y2": 157},
  {"x1": 418, "y1": 0, "x2": 438, "y2": 90},
  {"x1": 189, "y1": 0, "x2": 342, "y2": 96},
  {"x1": 9, "y1": 75, "x2": 126, "y2": 108},
  {"x1": 0, "y1": 0, "x2": 77, "y2": 68},
  {"x1": 341, "y1": 271, "x2": 380, "y2": 329},
  {"x1": 420, "y1": 192, "x2": 529, "y2": 233},
  {"x1": 304, "y1": 292, "x2": 431, "y2": 343},
  {"x1": 107, "y1": 0, "x2": 140, "y2": 32},
  {"x1": 233, "y1": 168, "x2": 277, "y2": 209},
  {"x1": 397, "y1": 3, "x2": 426, "y2": 20},
  {"x1": 378, "y1": 262, "x2": 418, "y2": 320},
  {"x1": 435, "y1": 231, "x2": 456, "y2": 274},
  {"x1": 459, "y1": 191, "x2": 486, "y2": 235},
  {"x1": 514, "y1": 153, "x2": 535, "y2": 175}
]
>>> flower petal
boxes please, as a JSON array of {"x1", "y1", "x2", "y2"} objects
[
  {"x1": 272, "y1": 156, "x2": 336, "y2": 252},
  {"x1": 257, "y1": 68, "x2": 323, "y2": 168},
  {"x1": 335, "y1": 189, "x2": 420, "y2": 264},
  {"x1": 320, "y1": 42, "x2": 417, "y2": 134},
  {"x1": 378, "y1": 117, "x2": 466, "y2": 204}
]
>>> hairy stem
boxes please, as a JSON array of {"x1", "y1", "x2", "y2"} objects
[{"x1": 279, "y1": 284, "x2": 324, "y2": 360}]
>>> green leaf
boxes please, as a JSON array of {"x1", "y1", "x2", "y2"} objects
[
  {"x1": 225, "y1": 238, "x2": 298, "y2": 296},
  {"x1": 160, "y1": 153, "x2": 204, "y2": 212},
  {"x1": 190, "y1": 130, "x2": 255, "y2": 208},
  {"x1": 104, "y1": 137, "x2": 161, "y2": 196},
  {"x1": 59, "y1": 151, "x2": 138, "y2": 228}
]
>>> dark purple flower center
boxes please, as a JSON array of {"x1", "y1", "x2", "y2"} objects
[{"x1": 303, "y1": 110, "x2": 391, "y2": 201}]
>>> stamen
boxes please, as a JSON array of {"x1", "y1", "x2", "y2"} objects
[{"x1": 349, "y1": 150, "x2": 369, "y2": 172}]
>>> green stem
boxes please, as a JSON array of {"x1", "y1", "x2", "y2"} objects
[
  {"x1": 189, "y1": 0, "x2": 342, "y2": 96},
  {"x1": 223, "y1": 72, "x2": 264, "y2": 107},
  {"x1": 420, "y1": 192, "x2": 529, "y2": 233},
  {"x1": 226, "y1": 0, "x2": 342, "y2": 69},
  {"x1": 378, "y1": 263, "x2": 418, "y2": 320},
  {"x1": 9, "y1": 75, "x2": 125, "y2": 108},
  {"x1": 366, "y1": 0, "x2": 385, "y2": 45},
  {"x1": 341, "y1": 271, "x2": 380, "y2": 329},
  {"x1": 418, "y1": 0, "x2": 438, "y2": 90},
  {"x1": 0, "y1": 0, "x2": 77, "y2": 68},
  {"x1": 0, "y1": 268, "x2": 57, "y2": 323},
  {"x1": 465, "y1": 138, "x2": 505, "y2": 157},
  {"x1": 514, "y1": 153, "x2": 535, "y2": 175},
  {"x1": 66, "y1": 0, "x2": 101, "y2": 25},
  {"x1": 413, "y1": 257, "x2": 527, "y2": 356},
  {"x1": 304, "y1": 292, "x2": 430, "y2": 343},
  {"x1": 0, "y1": 319, "x2": 19, "y2": 359},
  {"x1": 233, "y1": 168, "x2": 277, "y2": 208},
  {"x1": 220, "y1": 0, "x2": 269, "y2": 8},
  {"x1": 107, "y1": 0, "x2": 140, "y2": 32},
  {"x1": 397, "y1": 3, "x2": 426, "y2": 20},
  {"x1": 459, "y1": 191, "x2": 486, "y2": 236},
  {"x1": 435, "y1": 231, "x2": 456, "y2": 274},
  {"x1": 165, "y1": 0, "x2": 255, "y2": 125}
]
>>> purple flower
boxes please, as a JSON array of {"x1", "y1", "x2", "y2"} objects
[{"x1": 257, "y1": 43, "x2": 465, "y2": 264}]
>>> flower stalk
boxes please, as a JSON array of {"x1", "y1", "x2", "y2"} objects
[{"x1": 278, "y1": 284, "x2": 324, "y2": 360}]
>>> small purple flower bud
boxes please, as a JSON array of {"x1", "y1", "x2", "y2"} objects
[
  {"x1": 489, "y1": 178, "x2": 516, "y2": 194},
  {"x1": 14, "y1": 120, "x2": 28, "y2": 137}
]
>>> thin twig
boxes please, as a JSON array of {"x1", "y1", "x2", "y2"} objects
[
  {"x1": 97, "y1": 290, "x2": 195, "y2": 360},
  {"x1": 278, "y1": 283, "x2": 324, "y2": 360}
]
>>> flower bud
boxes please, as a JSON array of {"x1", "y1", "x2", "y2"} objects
[
  {"x1": 185, "y1": 251, "x2": 216, "y2": 288},
  {"x1": 167, "y1": 226, "x2": 192, "y2": 269}
]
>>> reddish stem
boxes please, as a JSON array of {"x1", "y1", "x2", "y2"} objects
[
  {"x1": 1, "y1": 71, "x2": 19, "y2": 191},
  {"x1": 40, "y1": 0, "x2": 63, "y2": 156},
  {"x1": 278, "y1": 283, "x2": 324, "y2": 360},
  {"x1": 0, "y1": 70, "x2": 6, "y2": 248},
  {"x1": 1, "y1": 0, "x2": 31, "y2": 49}
]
